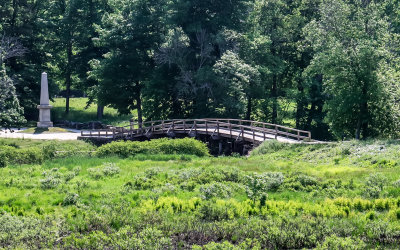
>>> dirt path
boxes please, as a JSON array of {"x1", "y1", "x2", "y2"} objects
[{"x1": 0, "y1": 129, "x2": 80, "y2": 140}]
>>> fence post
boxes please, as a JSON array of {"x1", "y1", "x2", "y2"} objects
[
  {"x1": 253, "y1": 129, "x2": 255, "y2": 143},
  {"x1": 263, "y1": 124, "x2": 266, "y2": 141},
  {"x1": 112, "y1": 128, "x2": 115, "y2": 139},
  {"x1": 183, "y1": 120, "x2": 186, "y2": 133},
  {"x1": 205, "y1": 121, "x2": 208, "y2": 134},
  {"x1": 275, "y1": 125, "x2": 278, "y2": 139},
  {"x1": 241, "y1": 126, "x2": 244, "y2": 141},
  {"x1": 217, "y1": 122, "x2": 220, "y2": 136},
  {"x1": 194, "y1": 120, "x2": 197, "y2": 133},
  {"x1": 297, "y1": 131, "x2": 300, "y2": 141}
]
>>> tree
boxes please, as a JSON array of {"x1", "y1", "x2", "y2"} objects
[
  {"x1": 304, "y1": 0, "x2": 400, "y2": 139},
  {"x1": 0, "y1": 36, "x2": 26, "y2": 128},
  {"x1": 213, "y1": 50, "x2": 261, "y2": 118},
  {"x1": 90, "y1": 0, "x2": 168, "y2": 124}
]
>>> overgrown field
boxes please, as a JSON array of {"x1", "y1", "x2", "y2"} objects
[{"x1": 1, "y1": 138, "x2": 400, "y2": 249}]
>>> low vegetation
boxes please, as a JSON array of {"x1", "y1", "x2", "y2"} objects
[
  {"x1": 1, "y1": 139, "x2": 400, "y2": 248},
  {"x1": 51, "y1": 98, "x2": 136, "y2": 126}
]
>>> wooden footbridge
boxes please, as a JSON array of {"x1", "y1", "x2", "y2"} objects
[{"x1": 79, "y1": 118, "x2": 312, "y2": 145}]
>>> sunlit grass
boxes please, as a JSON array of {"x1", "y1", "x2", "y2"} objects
[{"x1": 50, "y1": 97, "x2": 137, "y2": 126}]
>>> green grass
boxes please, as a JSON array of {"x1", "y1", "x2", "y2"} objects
[
  {"x1": 0, "y1": 137, "x2": 93, "y2": 150},
  {"x1": 17, "y1": 127, "x2": 71, "y2": 134},
  {"x1": 1, "y1": 139, "x2": 400, "y2": 248},
  {"x1": 50, "y1": 97, "x2": 137, "y2": 126}
]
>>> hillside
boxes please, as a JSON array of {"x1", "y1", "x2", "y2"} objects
[{"x1": 1, "y1": 139, "x2": 400, "y2": 248}]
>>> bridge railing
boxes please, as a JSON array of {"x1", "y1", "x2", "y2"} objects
[{"x1": 80, "y1": 118, "x2": 312, "y2": 142}]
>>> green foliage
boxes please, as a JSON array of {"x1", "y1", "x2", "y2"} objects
[
  {"x1": 96, "y1": 138, "x2": 210, "y2": 157},
  {"x1": 199, "y1": 182, "x2": 233, "y2": 200},
  {"x1": 364, "y1": 173, "x2": 388, "y2": 198},
  {"x1": 304, "y1": 0, "x2": 400, "y2": 139},
  {"x1": 0, "y1": 69, "x2": 26, "y2": 128},
  {"x1": 3, "y1": 125, "x2": 400, "y2": 248},
  {"x1": 316, "y1": 235, "x2": 366, "y2": 250},
  {"x1": 245, "y1": 172, "x2": 284, "y2": 202}
]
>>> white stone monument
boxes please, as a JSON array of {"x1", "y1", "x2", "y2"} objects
[{"x1": 37, "y1": 72, "x2": 53, "y2": 128}]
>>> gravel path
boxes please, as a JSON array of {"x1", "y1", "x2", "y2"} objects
[{"x1": 0, "y1": 128, "x2": 80, "y2": 140}]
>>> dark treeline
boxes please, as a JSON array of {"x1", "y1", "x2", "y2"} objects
[{"x1": 1, "y1": 0, "x2": 400, "y2": 140}]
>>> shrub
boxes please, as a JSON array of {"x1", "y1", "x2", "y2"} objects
[
  {"x1": 63, "y1": 193, "x2": 79, "y2": 206},
  {"x1": 199, "y1": 182, "x2": 233, "y2": 200},
  {"x1": 0, "y1": 154, "x2": 7, "y2": 168},
  {"x1": 95, "y1": 138, "x2": 209, "y2": 157},
  {"x1": 0, "y1": 214, "x2": 58, "y2": 248},
  {"x1": 102, "y1": 163, "x2": 120, "y2": 176},
  {"x1": 316, "y1": 235, "x2": 366, "y2": 250},
  {"x1": 40, "y1": 176, "x2": 61, "y2": 189},
  {"x1": 0, "y1": 146, "x2": 44, "y2": 165},
  {"x1": 364, "y1": 173, "x2": 388, "y2": 198},
  {"x1": 88, "y1": 163, "x2": 120, "y2": 179},
  {"x1": 245, "y1": 172, "x2": 284, "y2": 202}
]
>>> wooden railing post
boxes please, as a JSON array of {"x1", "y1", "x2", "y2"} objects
[
  {"x1": 275, "y1": 125, "x2": 278, "y2": 139},
  {"x1": 183, "y1": 120, "x2": 186, "y2": 133},
  {"x1": 241, "y1": 126, "x2": 244, "y2": 141},
  {"x1": 172, "y1": 120, "x2": 175, "y2": 131},
  {"x1": 151, "y1": 122, "x2": 154, "y2": 132},
  {"x1": 205, "y1": 121, "x2": 208, "y2": 134},
  {"x1": 162, "y1": 121, "x2": 164, "y2": 131},
  {"x1": 112, "y1": 128, "x2": 115, "y2": 139},
  {"x1": 229, "y1": 123, "x2": 232, "y2": 139},
  {"x1": 263, "y1": 124, "x2": 266, "y2": 141},
  {"x1": 194, "y1": 120, "x2": 197, "y2": 133},
  {"x1": 130, "y1": 118, "x2": 134, "y2": 131},
  {"x1": 252, "y1": 129, "x2": 255, "y2": 143},
  {"x1": 297, "y1": 131, "x2": 300, "y2": 141},
  {"x1": 217, "y1": 122, "x2": 220, "y2": 136}
]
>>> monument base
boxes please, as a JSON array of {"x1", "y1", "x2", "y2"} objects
[
  {"x1": 37, "y1": 121, "x2": 53, "y2": 128},
  {"x1": 37, "y1": 104, "x2": 53, "y2": 128}
]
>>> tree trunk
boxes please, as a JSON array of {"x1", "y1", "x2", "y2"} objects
[
  {"x1": 97, "y1": 105, "x2": 104, "y2": 120},
  {"x1": 135, "y1": 81, "x2": 143, "y2": 128},
  {"x1": 246, "y1": 96, "x2": 252, "y2": 120},
  {"x1": 10, "y1": 0, "x2": 18, "y2": 34},
  {"x1": 272, "y1": 74, "x2": 278, "y2": 124},
  {"x1": 359, "y1": 81, "x2": 369, "y2": 139},
  {"x1": 65, "y1": 39, "x2": 72, "y2": 114},
  {"x1": 295, "y1": 81, "x2": 304, "y2": 128}
]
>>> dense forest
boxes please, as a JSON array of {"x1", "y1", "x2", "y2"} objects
[{"x1": 1, "y1": 0, "x2": 400, "y2": 140}]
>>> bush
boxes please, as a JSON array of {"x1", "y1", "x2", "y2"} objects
[
  {"x1": 0, "y1": 146, "x2": 44, "y2": 165},
  {"x1": 316, "y1": 235, "x2": 366, "y2": 250},
  {"x1": 245, "y1": 172, "x2": 284, "y2": 202},
  {"x1": 88, "y1": 163, "x2": 121, "y2": 179},
  {"x1": 63, "y1": 193, "x2": 79, "y2": 206},
  {"x1": 364, "y1": 173, "x2": 388, "y2": 198},
  {"x1": 102, "y1": 163, "x2": 120, "y2": 176},
  {"x1": 95, "y1": 138, "x2": 209, "y2": 157},
  {"x1": 40, "y1": 176, "x2": 61, "y2": 189},
  {"x1": 199, "y1": 182, "x2": 233, "y2": 200}
]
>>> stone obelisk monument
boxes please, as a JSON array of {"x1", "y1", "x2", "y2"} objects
[{"x1": 37, "y1": 72, "x2": 53, "y2": 128}]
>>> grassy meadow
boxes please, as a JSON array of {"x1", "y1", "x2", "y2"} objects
[
  {"x1": 1, "y1": 138, "x2": 400, "y2": 248},
  {"x1": 50, "y1": 98, "x2": 136, "y2": 126}
]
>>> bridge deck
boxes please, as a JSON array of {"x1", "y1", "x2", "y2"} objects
[{"x1": 79, "y1": 118, "x2": 313, "y2": 144}]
